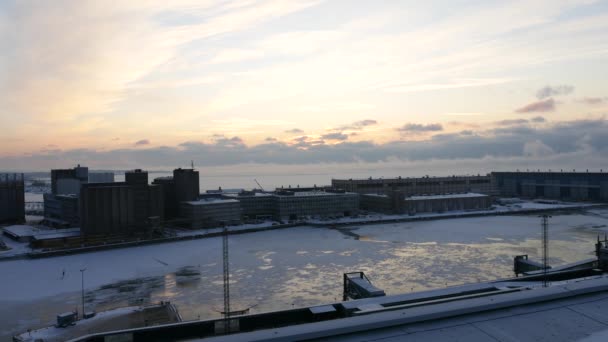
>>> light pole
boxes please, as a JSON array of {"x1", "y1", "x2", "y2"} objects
[{"x1": 80, "y1": 268, "x2": 86, "y2": 318}]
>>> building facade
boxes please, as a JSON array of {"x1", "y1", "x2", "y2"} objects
[
  {"x1": 51, "y1": 165, "x2": 88, "y2": 195},
  {"x1": 492, "y1": 171, "x2": 608, "y2": 202},
  {"x1": 152, "y1": 168, "x2": 199, "y2": 220},
  {"x1": 174, "y1": 168, "x2": 199, "y2": 204},
  {"x1": 0, "y1": 173, "x2": 25, "y2": 223},
  {"x1": 80, "y1": 183, "x2": 135, "y2": 236},
  {"x1": 332, "y1": 175, "x2": 496, "y2": 196},
  {"x1": 404, "y1": 193, "x2": 492, "y2": 214},
  {"x1": 227, "y1": 191, "x2": 276, "y2": 219},
  {"x1": 43, "y1": 193, "x2": 79, "y2": 227},
  {"x1": 274, "y1": 190, "x2": 359, "y2": 220},
  {"x1": 362, "y1": 191, "x2": 491, "y2": 214},
  {"x1": 80, "y1": 170, "x2": 163, "y2": 236},
  {"x1": 180, "y1": 199, "x2": 241, "y2": 228}
]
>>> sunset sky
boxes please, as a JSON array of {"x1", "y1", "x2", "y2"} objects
[{"x1": 1, "y1": 0, "x2": 607, "y2": 171}]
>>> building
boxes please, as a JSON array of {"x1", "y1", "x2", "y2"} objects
[
  {"x1": 228, "y1": 191, "x2": 276, "y2": 220},
  {"x1": 492, "y1": 171, "x2": 608, "y2": 202},
  {"x1": 51, "y1": 165, "x2": 88, "y2": 195},
  {"x1": 43, "y1": 193, "x2": 79, "y2": 227},
  {"x1": 274, "y1": 190, "x2": 359, "y2": 220},
  {"x1": 80, "y1": 183, "x2": 135, "y2": 236},
  {"x1": 404, "y1": 193, "x2": 492, "y2": 214},
  {"x1": 152, "y1": 176, "x2": 177, "y2": 219},
  {"x1": 180, "y1": 198, "x2": 241, "y2": 228},
  {"x1": 332, "y1": 175, "x2": 496, "y2": 196},
  {"x1": 221, "y1": 189, "x2": 359, "y2": 221},
  {"x1": 80, "y1": 170, "x2": 163, "y2": 236},
  {"x1": 152, "y1": 168, "x2": 199, "y2": 220},
  {"x1": 0, "y1": 173, "x2": 25, "y2": 223},
  {"x1": 46, "y1": 166, "x2": 114, "y2": 227},
  {"x1": 361, "y1": 191, "x2": 491, "y2": 214},
  {"x1": 89, "y1": 172, "x2": 114, "y2": 183},
  {"x1": 174, "y1": 168, "x2": 199, "y2": 204},
  {"x1": 2, "y1": 225, "x2": 38, "y2": 242}
]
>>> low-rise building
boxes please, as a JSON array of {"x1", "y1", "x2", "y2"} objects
[
  {"x1": 332, "y1": 175, "x2": 496, "y2": 196},
  {"x1": 362, "y1": 191, "x2": 491, "y2": 214},
  {"x1": 180, "y1": 198, "x2": 241, "y2": 228},
  {"x1": 227, "y1": 191, "x2": 276, "y2": 220},
  {"x1": 404, "y1": 193, "x2": 492, "y2": 214},
  {"x1": 274, "y1": 190, "x2": 359, "y2": 220},
  {"x1": 492, "y1": 171, "x2": 608, "y2": 202}
]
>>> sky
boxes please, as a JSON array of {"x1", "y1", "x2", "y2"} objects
[{"x1": 1, "y1": 0, "x2": 607, "y2": 171}]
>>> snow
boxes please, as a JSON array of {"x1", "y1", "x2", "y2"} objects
[
  {"x1": 1, "y1": 208, "x2": 608, "y2": 340},
  {"x1": 0, "y1": 236, "x2": 32, "y2": 256},
  {"x1": 406, "y1": 192, "x2": 487, "y2": 200},
  {"x1": 3, "y1": 225, "x2": 38, "y2": 238},
  {"x1": 16, "y1": 306, "x2": 139, "y2": 342},
  {"x1": 184, "y1": 198, "x2": 240, "y2": 205},
  {"x1": 579, "y1": 329, "x2": 608, "y2": 341},
  {"x1": 33, "y1": 229, "x2": 80, "y2": 240}
]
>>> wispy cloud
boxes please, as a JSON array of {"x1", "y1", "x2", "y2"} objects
[
  {"x1": 515, "y1": 98, "x2": 556, "y2": 113},
  {"x1": 536, "y1": 85, "x2": 574, "y2": 99},
  {"x1": 285, "y1": 128, "x2": 304, "y2": 134},
  {"x1": 397, "y1": 123, "x2": 443, "y2": 133},
  {"x1": 496, "y1": 119, "x2": 529, "y2": 126},
  {"x1": 321, "y1": 132, "x2": 349, "y2": 141},
  {"x1": 134, "y1": 139, "x2": 150, "y2": 146},
  {"x1": 578, "y1": 97, "x2": 607, "y2": 105}
]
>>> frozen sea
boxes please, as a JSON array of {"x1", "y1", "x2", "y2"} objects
[{"x1": 2, "y1": 208, "x2": 608, "y2": 341}]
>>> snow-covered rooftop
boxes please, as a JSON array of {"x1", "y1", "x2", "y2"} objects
[
  {"x1": 406, "y1": 192, "x2": 488, "y2": 201},
  {"x1": 32, "y1": 228, "x2": 80, "y2": 240},
  {"x1": 3, "y1": 225, "x2": 38, "y2": 237},
  {"x1": 184, "y1": 198, "x2": 240, "y2": 205}
]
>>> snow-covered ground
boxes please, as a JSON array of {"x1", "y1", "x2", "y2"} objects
[
  {"x1": 15, "y1": 306, "x2": 137, "y2": 342},
  {"x1": 1, "y1": 207, "x2": 608, "y2": 341}
]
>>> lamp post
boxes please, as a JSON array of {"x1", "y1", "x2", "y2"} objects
[{"x1": 80, "y1": 268, "x2": 86, "y2": 318}]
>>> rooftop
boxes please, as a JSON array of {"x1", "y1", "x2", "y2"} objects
[
  {"x1": 406, "y1": 192, "x2": 488, "y2": 200},
  {"x1": 184, "y1": 198, "x2": 240, "y2": 206},
  {"x1": 3, "y1": 225, "x2": 38, "y2": 238}
]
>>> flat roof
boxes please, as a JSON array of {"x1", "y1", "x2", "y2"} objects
[
  {"x1": 3, "y1": 225, "x2": 38, "y2": 237},
  {"x1": 32, "y1": 228, "x2": 81, "y2": 240},
  {"x1": 289, "y1": 191, "x2": 355, "y2": 197},
  {"x1": 333, "y1": 175, "x2": 491, "y2": 181},
  {"x1": 184, "y1": 199, "x2": 240, "y2": 205},
  {"x1": 406, "y1": 192, "x2": 488, "y2": 200}
]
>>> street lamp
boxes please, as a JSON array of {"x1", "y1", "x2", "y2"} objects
[{"x1": 80, "y1": 268, "x2": 86, "y2": 318}]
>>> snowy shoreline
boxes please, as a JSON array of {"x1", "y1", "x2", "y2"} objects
[{"x1": 2, "y1": 201, "x2": 604, "y2": 261}]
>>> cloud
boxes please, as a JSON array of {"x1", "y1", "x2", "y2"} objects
[
  {"x1": 3, "y1": 118, "x2": 608, "y2": 170},
  {"x1": 579, "y1": 97, "x2": 607, "y2": 105},
  {"x1": 337, "y1": 119, "x2": 378, "y2": 130},
  {"x1": 134, "y1": 139, "x2": 150, "y2": 146},
  {"x1": 320, "y1": 132, "x2": 349, "y2": 141},
  {"x1": 285, "y1": 128, "x2": 304, "y2": 134},
  {"x1": 265, "y1": 137, "x2": 278, "y2": 142},
  {"x1": 531, "y1": 116, "x2": 546, "y2": 123},
  {"x1": 397, "y1": 123, "x2": 443, "y2": 133},
  {"x1": 536, "y1": 85, "x2": 574, "y2": 99},
  {"x1": 496, "y1": 119, "x2": 529, "y2": 126},
  {"x1": 523, "y1": 140, "x2": 555, "y2": 157},
  {"x1": 515, "y1": 98, "x2": 555, "y2": 113}
]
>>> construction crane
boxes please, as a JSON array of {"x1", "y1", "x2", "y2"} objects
[{"x1": 254, "y1": 179, "x2": 265, "y2": 192}]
